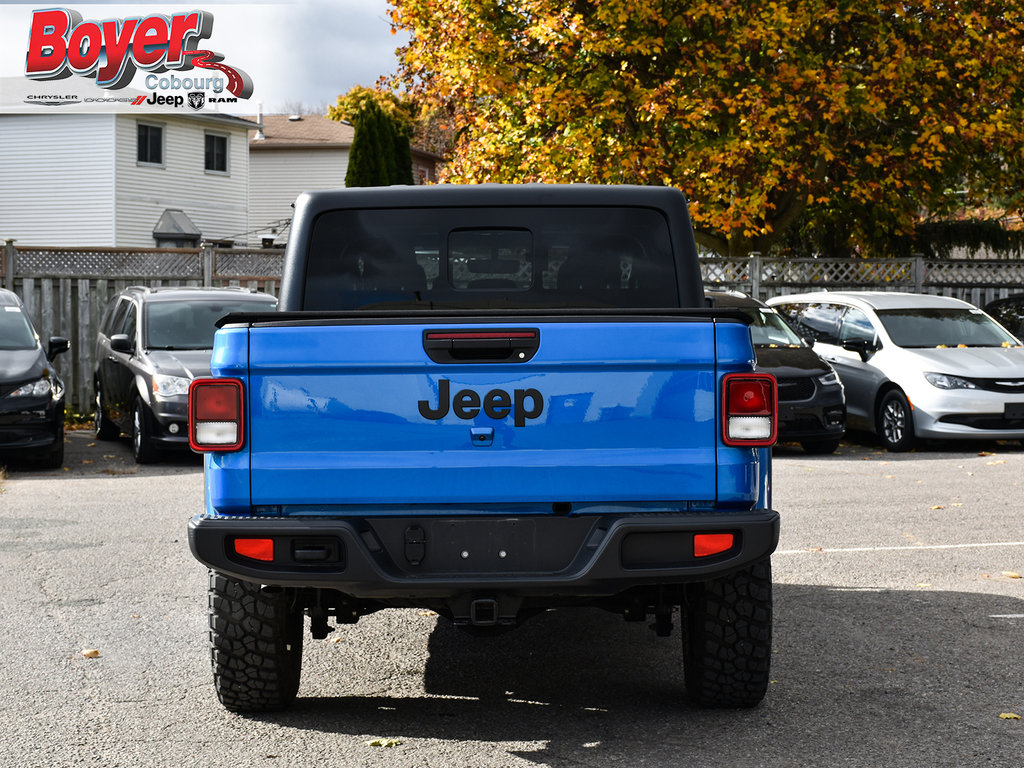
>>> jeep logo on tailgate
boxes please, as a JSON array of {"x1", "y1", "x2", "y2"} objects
[{"x1": 418, "y1": 378, "x2": 544, "y2": 427}]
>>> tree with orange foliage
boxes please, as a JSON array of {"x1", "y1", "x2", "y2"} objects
[{"x1": 390, "y1": 0, "x2": 1024, "y2": 257}]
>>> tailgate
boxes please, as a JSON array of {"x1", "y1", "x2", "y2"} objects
[{"x1": 241, "y1": 319, "x2": 724, "y2": 510}]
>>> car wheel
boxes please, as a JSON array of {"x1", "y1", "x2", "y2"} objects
[
  {"x1": 878, "y1": 390, "x2": 915, "y2": 452},
  {"x1": 94, "y1": 388, "x2": 119, "y2": 441},
  {"x1": 801, "y1": 438, "x2": 841, "y2": 454},
  {"x1": 131, "y1": 398, "x2": 159, "y2": 464},
  {"x1": 682, "y1": 557, "x2": 772, "y2": 708},
  {"x1": 208, "y1": 570, "x2": 303, "y2": 712}
]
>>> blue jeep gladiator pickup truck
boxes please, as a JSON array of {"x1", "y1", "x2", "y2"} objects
[{"x1": 187, "y1": 184, "x2": 779, "y2": 712}]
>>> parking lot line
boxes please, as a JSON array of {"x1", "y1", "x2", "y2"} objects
[{"x1": 776, "y1": 540, "x2": 1024, "y2": 555}]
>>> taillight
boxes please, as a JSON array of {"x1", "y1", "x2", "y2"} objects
[
  {"x1": 722, "y1": 373, "x2": 777, "y2": 446},
  {"x1": 189, "y1": 378, "x2": 244, "y2": 452}
]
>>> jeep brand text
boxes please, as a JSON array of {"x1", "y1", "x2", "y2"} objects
[{"x1": 418, "y1": 379, "x2": 544, "y2": 427}]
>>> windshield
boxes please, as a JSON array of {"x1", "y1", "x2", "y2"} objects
[
  {"x1": 0, "y1": 306, "x2": 38, "y2": 350},
  {"x1": 742, "y1": 308, "x2": 805, "y2": 347},
  {"x1": 145, "y1": 298, "x2": 277, "y2": 349},
  {"x1": 876, "y1": 308, "x2": 1021, "y2": 348}
]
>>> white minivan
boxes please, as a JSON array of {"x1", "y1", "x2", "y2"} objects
[{"x1": 767, "y1": 291, "x2": 1024, "y2": 451}]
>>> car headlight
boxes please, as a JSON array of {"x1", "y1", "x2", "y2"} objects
[
  {"x1": 7, "y1": 377, "x2": 53, "y2": 399},
  {"x1": 817, "y1": 371, "x2": 841, "y2": 387},
  {"x1": 152, "y1": 374, "x2": 191, "y2": 397},
  {"x1": 924, "y1": 372, "x2": 977, "y2": 390}
]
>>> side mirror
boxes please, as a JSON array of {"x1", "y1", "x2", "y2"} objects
[
  {"x1": 110, "y1": 333, "x2": 133, "y2": 354},
  {"x1": 47, "y1": 336, "x2": 70, "y2": 360},
  {"x1": 842, "y1": 339, "x2": 877, "y2": 361},
  {"x1": 802, "y1": 336, "x2": 816, "y2": 349}
]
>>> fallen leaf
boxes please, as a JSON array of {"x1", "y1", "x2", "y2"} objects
[
  {"x1": 987, "y1": 460, "x2": 1007, "y2": 465},
  {"x1": 803, "y1": 547, "x2": 823, "y2": 552},
  {"x1": 979, "y1": 451, "x2": 995, "y2": 456},
  {"x1": 81, "y1": 649, "x2": 100, "y2": 659},
  {"x1": 999, "y1": 713, "x2": 1021, "y2": 720},
  {"x1": 1001, "y1": 571, "x2": 1021, "y2": 579},
  {"x1": 952, "y1": 503, "x2": 963, "y2": 507},
  {"x1": 930, "y1": 505, "x2": 944, "y2": 510},
  {"x1": 365, "y1": 738, "x2": 402, "y2": 748},
  {"x1": 916, "y1": 583, "x2": 932, "y2": 589},
  {"x1": 418, "y1": 610, "x2": 437, "y2": 617},
  {"x1": 88, "y1": 442, "x2": 96, "y2": 447},
  {"x1": 80, "y1": 459, "x2": 93, "y2": 465}
]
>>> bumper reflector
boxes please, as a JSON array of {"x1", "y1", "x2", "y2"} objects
[
  {"x1": 234, "y1": 538, "x2": 274, "y2": 562},
  {"x1": 694, "y1": 533, "x2": 734, "y2": 558}
]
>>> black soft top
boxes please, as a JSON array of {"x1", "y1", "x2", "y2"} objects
[{"x1": 278, "y1": 183, "x2": 705, "y2": 311}]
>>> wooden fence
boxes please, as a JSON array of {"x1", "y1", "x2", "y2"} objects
[
  {"x1": 2, "y1": 240, "x2": 1022, "y2": 414},
  {"x1": 2, "y1": 240, "x2": 284, "y2": 414}
]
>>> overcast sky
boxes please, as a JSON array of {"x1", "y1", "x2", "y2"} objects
[{"x1": 0, "y1": 0, "x2": 407, "y2": 113}]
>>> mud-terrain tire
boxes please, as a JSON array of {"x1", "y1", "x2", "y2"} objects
[
  {"x1": 682, "y1": 557, "x2": 772, "y2": 708},
  {"x1": 208, "y1": 570, "x2": 304, "y2": 713}
]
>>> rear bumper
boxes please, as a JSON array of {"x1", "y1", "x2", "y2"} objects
[{"x1": 188, "y1": 509, "x2": 780, "y2": 598}]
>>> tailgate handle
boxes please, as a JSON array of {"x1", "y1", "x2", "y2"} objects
[{"x1": 423, "y1": 329, "x2": 539, "y2": 364}]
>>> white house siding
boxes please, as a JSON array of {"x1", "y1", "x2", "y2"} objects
[
  {"x1": 114, "y1": 114, "x2": 250, "y2": 246},
  {"x1": 0, "y1": 114, "x2": 116, "y2": 246},
  {"x1": 247, "y1": 148, "x2": 348, "y2": 246}
]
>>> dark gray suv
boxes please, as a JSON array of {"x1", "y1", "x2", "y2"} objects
[{"x1": 94, "y1": 286, "x2": 277, "y2": 463}]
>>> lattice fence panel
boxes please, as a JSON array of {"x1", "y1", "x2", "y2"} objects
[
  {"x1": 213, "y1": 249, "x2": 285, "y2": 279},
  {"x1": 924, "y1": 259, "x2": 1024, "y2": 287},
  {"x1": 17, "y1": 247, "x2": 203, "y2": 278}
]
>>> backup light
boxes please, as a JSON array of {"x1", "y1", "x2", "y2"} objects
[{"x1": 189, "y1": 378, "x2": 244, "y2": 452}]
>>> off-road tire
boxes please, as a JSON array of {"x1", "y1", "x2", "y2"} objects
[
  {"x1": 682, "y1": 557, "x2": 772, "y2": 708},
  {"x1": 878, "y1": 389, "x2": 915, "y2": 452},
  {"x1": 208, "y1": 570, "x2": 304, "y2": 713}
]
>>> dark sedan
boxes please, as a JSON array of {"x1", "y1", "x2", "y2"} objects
[
  {"x1": 707, "y1": 290, "x2": 846, "y2": 453},
  {"x1": 0, "y1": 288, "x2": 70, "y2": 468}
]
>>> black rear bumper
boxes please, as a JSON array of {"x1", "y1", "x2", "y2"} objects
[{"x1": 188, "y1": 510, "x2": 780, "y2": 599}]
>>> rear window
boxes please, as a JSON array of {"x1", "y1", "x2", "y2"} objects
[
  {"x1": 302, "y1": 206, "x2": 678, "y2": 310},
  {"x1": 145, "y1": 298, "x2": 278, "y2": 349}
]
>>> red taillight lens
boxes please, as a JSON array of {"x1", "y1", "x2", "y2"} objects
[
  {"x1": 234, "y1": 538, "x2": 274, "y2": 561},
  {"x1": 722, "y1": 373, "x2": 778, "y2": 446},
  {"x1": 189, "y1": 378, "x2": 244, "y2": 452},
  {"x1": 694, "y1": 533, "x2": 735, "y2": 558}
]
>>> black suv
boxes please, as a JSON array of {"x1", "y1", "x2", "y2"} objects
[
  {"x1": 94, "y1": 286, "x2": 277, "y2": 463},
  {"x1": 707, "y1": 289, "x2": 847, "y2": 453},
  {"x1": 0, "y1": 288, "x2": 70, "y2": 468}
]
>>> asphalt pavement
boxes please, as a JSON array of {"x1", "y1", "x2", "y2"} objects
[{"x1": 0, "y1": 429, "x2": 1021, "y2": 767}]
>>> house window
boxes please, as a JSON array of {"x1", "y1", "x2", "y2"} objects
[
  {"x1": 205, "y1": 133, "x2": 228, "y2": 173},
  {"x1": 137, "y1": 122, "x2": 163, "y2": 165}
]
